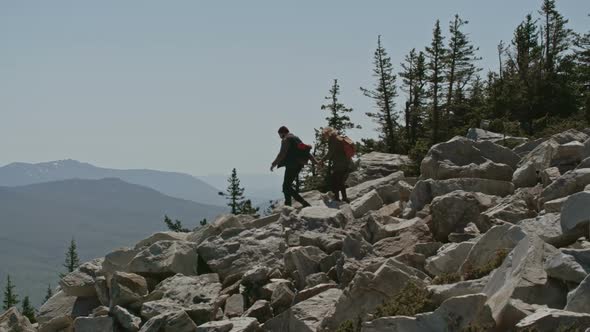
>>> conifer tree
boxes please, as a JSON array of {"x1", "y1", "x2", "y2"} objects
[
  {"x1": 44, "y1": 284, "x2": 53, "y2": 303},
  {"x1": 361, "y1": 35, "x2": 399, "y2": 153},
  {"x1": 163, "y1": 215, "x2": 190, "y2": 232},
  {"x1": 221, "y1": 168, "x2": 258, "y2": 216},
  {"x1": 445, "y1": 14, "x2": 481, "y2": 108},
  {"x1": 425, "y1": 20, "x2": 446, "y2": 143},
  {"x1": 21, "y1": 296, "x2": 36, "y2": 323},
  {"x1": 61, "y1": 238, "x2": 80, "y2": 278},
  {"x1": 321, "y1": 79, "x2": 359, "y2": 134},
  {"x1": 2, "y1": 275, "x2": 19, "y2": 311},
  {"x1": 224, "y1": 168, "x2": 245, "y2": 214},
  {"x1": 540, "y1": 0, "x2": 573, "y2": 74},
  {"x1": 400, "y1": 49, "x2": 428, "y2": 146}
]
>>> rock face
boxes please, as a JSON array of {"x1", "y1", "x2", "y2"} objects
[
  {"x1": 37, "y1": 130, "x2": 590, "y2": 332},
  {"x1": 0, "y1": 307, "x2": 36, "y2": 332},
  {"x1": 362, "y1": 294, "x2": 496, "y2": 332},
  {"x1": 421, "y1": 136, "x2": 519, "y2": 181},
  {"x1": 347, "y1": 152, "x2": 412, "y2": 186},
  {"x1": 430, "y1": 190, "x2": 499, "y2": 241},
  {"x1": 263, "y1": 288, "x2": 342, "y2": 331}
]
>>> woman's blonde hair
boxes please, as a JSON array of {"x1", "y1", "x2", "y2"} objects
[{"x1": 321, "y1": 127, "x2": 337, "y2": 137}]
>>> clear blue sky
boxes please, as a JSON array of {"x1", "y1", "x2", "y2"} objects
[{"x1": 1, "y1": 1, "x2": 588, "y2": 175}]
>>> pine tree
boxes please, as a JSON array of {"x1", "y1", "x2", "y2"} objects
[
  {"x1": 221, "y1": 168, "x2": 258, "y2": 216},
  {"x1": 400, "y1": 49, "x2": 428, "y2": 146},
  {"x1": 361, "y1": 35, "x2": 399, "y2": 153},
  {"x1": 575, "y1": 17, "x2": 590, "y2": 121},
  {"x1": 44, "y1": 284, "x2": 53, "y2": 303},
  {"x1": 61, "y1": 238, "x2": 80, "y2": 278},
  {"x1": 540, "y1": 0, "x2": 573, "y2": 74},
  {"x1": 321, "y1": 79, "x2": 359, "y2": 134},
  {"x1": 199, "y1": 218, "x2": 208, "y2": 226},
  {"x1": 21, "y1": 296, "x2": 36, "y2": 323},
  {"x1": 163, "y1": 215, "x2": 190, "y2": 232},
  {"x1": 2, "y1": 275, "x2": 19, "y2": 311},
  {"x1": 224, "y1": 168, "x2": 245, "y2": 214},
  {"x1": 445, "y1": 14, "x2": 481, "y2": 110},
  {"x1": 425, "y1": 20, "x2": 446, "y2": 143}
]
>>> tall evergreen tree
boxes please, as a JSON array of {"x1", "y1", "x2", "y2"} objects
[
  {"x1": 361, "y1": 35, "x2": 399, "y2": 153},
  {"x1": 425, "y1": 20, "x2": 446, "y2": 143},
  {"x1": 575, "y1": 17, "x2": 590, "y2": 121},
  {"x1": 224, "y1": 168, "x2": 245, "y2": 214},
  {"x1": 221, "y1": 168, "x2": 259, "y2": 216},
  {"x1": 21, "y1": 296, "x2": 36, "y2": 323},
  {"x1": 400, "y1": 49, "x2": 428, "y2": 146},
  {"x1": 445, "y1": 14, "x2": 481, "y2": 108},
  {"x1": 540, "y1": 0, "x2": 573, "y2": 74},
  {"x1": 61, "y1": 238, "x2": 80, "y2": 277},
  {"x1": 44, "y1": 284, "x2": 53, "y2": 303},
  {"x1": 321, "y1": 79, "x2": 358, "y2": 134},
  {"x1": 2, "y1": 275, "x2": 19, "y2": 311}
]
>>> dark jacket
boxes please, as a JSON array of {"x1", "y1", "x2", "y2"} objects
[
  {"x1": 325, "y1": 135, "x2": 353, "y2": 171},
  {"x1": 273, "y1": 133, "x2": 306, "y2": 168}
]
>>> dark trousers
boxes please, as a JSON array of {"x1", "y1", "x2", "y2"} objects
[
  {"x1": 329, "y1": 167, "x2": 349, "y2": 201},
  {"x1": 283, "y1": 165, "x2": 309, "y2": 206}
]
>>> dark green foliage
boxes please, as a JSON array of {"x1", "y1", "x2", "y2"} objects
[
  {"x1": 322, "y1": 79, "x2": 360, "y2": 134},
  {"x1": 336, "y1": 319, "x2": 361, "y2": 332},
  {"x1": 431, "y1": 272, "x2": 461, "y2": 285},
  {"x1": 462, "y1": 248, "x2": 509, "y2": 281},
  {"x1": 374, "y1": 280, "x2": 436, "y2": 317},
  {"x1": 199, "y1": 218, "x2": 208, "y2": 226},
  {"x1": 44, "y1": 284, "x2": 53, "y2": 303},
  {"x1": 163, "y1": 215, "x2": 190, "y2": 232},
  {"x1": 60, "y1": 238, "x2": 80, "y2": 278},
  {"x1": 425, "y1": 20, "x2": 446, "y2": 144},
  {"x1": 221, "y1": 168, "x2": 259, "y2": 216},
  {"x1": 2, "y1": 275, "x2": 19, "y2": 311},
  {"x1": 400, "y1": 49, "x2": 429, "y2": 150},
  {"x1": 21, "y1": 296, "x2": 36, "y2": 323},
  {"x1": 361, "y1": 35, "x2": 399, "y2": 153}
]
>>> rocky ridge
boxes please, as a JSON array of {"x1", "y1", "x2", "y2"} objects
[{"x1": 3, "y1": 128, "x2": 590, "y2": 331}]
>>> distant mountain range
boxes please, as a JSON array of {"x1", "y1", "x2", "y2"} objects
[
  {"x1": 0, "y1": 159, "x2": 226, "y2": 206},
  {"x1": 0, "y1": 178, "x2": 226, "y2": 307}
]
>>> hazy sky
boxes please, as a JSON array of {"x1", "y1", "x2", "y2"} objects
[{"x1": 1, "y1": 1, "x2": 588, "y2": 175}]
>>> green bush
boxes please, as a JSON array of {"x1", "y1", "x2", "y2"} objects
[
  {"x1": 462, "y1": 248, "x2": 509, "y2": 281},
  {"x1": 374, "y1": 280, "x2": 436, "y2": 318},
  {"x1": 431, "y1": 272, "x2": 461, "y2": 285}
]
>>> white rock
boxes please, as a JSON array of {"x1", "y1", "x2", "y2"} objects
[
  {"x1": 565, "y1": 274, "x2": 590, "y2": 314},
  {"x1": 425, "y1": 241, "x2": 474, "y2": 276},
  {"x1": 351, "y1": 189, "x2": 384, "y2": 218},
  {"x1": 129, "y1": 240, "x2": 200, "y2": 277},
  {"x1": 515, "y1": 308, "x2": 590, "y2": 331}
]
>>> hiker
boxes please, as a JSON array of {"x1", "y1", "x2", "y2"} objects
[
  {"x1": 270, "y1": 126, "x2": 316, "y2": 207},
  {"x1": 318, "y1": 127, "x2": 355, "y2": 203}
]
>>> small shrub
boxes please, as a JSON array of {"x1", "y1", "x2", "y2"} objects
[
  {"x1": 463, "y1": 248, "x2": 509, "y2": 281},
  {"x1": 335, "y1": 320, "x2": 357, "y2": 332},
  {"x1": 374, "y1": 280, "x2": 436, "y2": 318},
  {"x1": 431, "y1": 272, "x2": 461, "y2": 285}
]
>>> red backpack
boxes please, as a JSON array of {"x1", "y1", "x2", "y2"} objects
[{"x1": 339, "y1": 136, "x2": 356, "y2": 159}]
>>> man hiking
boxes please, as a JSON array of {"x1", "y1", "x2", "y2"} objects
[
  {"x1": 271, "y1": 126, "x2": 316, "y2": 207},
  {"x1": 319, "y1": 127, "x2": 355, "y2": 203}
]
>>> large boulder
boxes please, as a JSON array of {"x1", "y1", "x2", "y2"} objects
[
  {"x1": 420, "y1": 136, "x2": 519, "y2": 181},
  {"x1": 430, "y1": 190, "x2": 500, "y2": 241},
  {"x1": 545, "y1": 251, "x2": 589, "y2": 284},
  {"x1": 561, "y1": 190, "x2": 590, "y2": 234},
  {"x1": 425, "y1": 241, "x2": 475, "y2": 276},
  {"x1": 297, "y1": 206, "x2": 354, "y2": 229},
  {"x1": 466, "y1": 128, "x2": 528, "y2": 147},
  {"x1": 361, "y1": 294, "x2": 496, "y2": 332},
  {"x1": 347, "y1": 171, "x2": 405, "y2": 202},
  {"x1": 113, "y1": 305, "x2": 142, "y2": 332},
  {"x1": 460, "y1": 224, "x2": 526, "y2": 274},
  {"x1": 512, "y1": 137, "x2": 547, "y2": 157},
  {"x1": 37, "y1": 291, "x2": 100, "y2": 332},
  {"x1": 110, "y1": 271, "x2": 149, "y2": 308},
  {"x1": 197, "y1": 223, "x2": 287, "y2": 281},
  {"x1": 0, "y1": 307, "x2": 36, "y2": 332},
  {"x1": 351, "y1": 189, "x2": 384, "y2": 218},
  {"x1": 408, "y1": 178, "x2": 514, "y2": 213},
  {"x1": 347, "y1": 152, "x2": 412, "y2": 186},
  {"x1": 262, "y1": 288, "x2": 342, "y2": 332},
  {"x1": 542, "y1": 168, "x2": 590, "y2": 203},
  {"x1": 60, "y1": 259, "x2": 102, "y2": 297},
  {"x1": 565, "y1": 274, "x2": 590, "y2": 313},
  {"x1": 321, "y1": 259, "x2": 426, "y2": 330},
  {"x1": 135, "y1": 232, "x2": 190, "y2": 249},
  {"x1": 484, "y1": 234, "x2": 566, "y2": 326},
  {"x1": 284, "y1": 246, "x2": 327, "y2": 289},
  {"x1": 129, "y1": 240, "x2": 200, "y2": 278},
  {"x1": 73, "y1": 316, "x2": 115, "y2": 332},
  {"x1": 515, "y1": 308, "x2": 590, "y2": 331},
  {"x1": 140, "y1": 310, "x2": 198, "y2": 332},
  {"x1": 427, "y1": 277, "x2": 489, "y2": 305}
]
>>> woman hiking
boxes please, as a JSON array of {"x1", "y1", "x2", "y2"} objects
[{"x1": 318, "y1": 127, "x2": 355, "y2": 203}]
